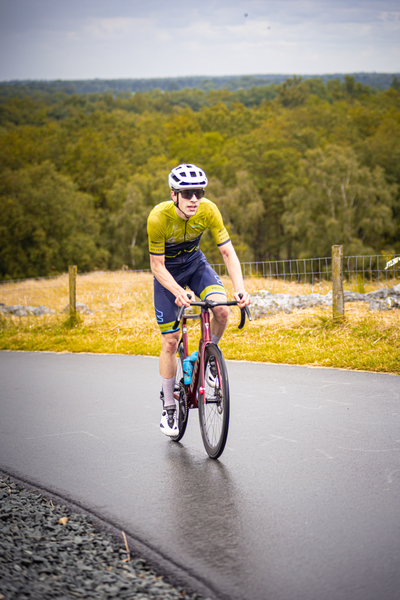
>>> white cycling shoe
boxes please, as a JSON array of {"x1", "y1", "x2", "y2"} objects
[
  {"x1": 160, "y1": 407, "x2": 179, "y2": 437},
  {"x1": 206, "y1": 356, "x2": 219, "y2": 388}
]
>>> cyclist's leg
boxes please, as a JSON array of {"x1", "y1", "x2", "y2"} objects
[
  {"x1": 154, "y1": 277, "x2": 181, "y2": 409},
  {"x1": 159, "y1": 331, "x2": 181, "y2": 436},
  {"x1": 160, "y1": 331, "x2": 180, "y2": 406},
  {"x1": 207, "y1": 293, "x2": 229, "y2": 342},
  {"x1": 188, "y1": 253, "x2": 229, "y2": 342}
]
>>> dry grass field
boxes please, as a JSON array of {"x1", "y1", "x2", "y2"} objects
[
  {"x1": 2, "y1": 269, "x2": 397, "y2": 315},
  {"x1": 1, "y1": 281, "x2": 399, "y2": 374}
]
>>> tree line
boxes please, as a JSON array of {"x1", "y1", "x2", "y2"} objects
[
  {"x1": 1, "y1": 72, "x2": 399, "y2": 97},
  {"x1": 0, "y1": 76, "x2": 399, "y2": 279}
]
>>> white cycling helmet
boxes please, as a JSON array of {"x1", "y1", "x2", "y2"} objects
[{"x1": 168, "y1": 164, "x2": 208, "y2": 190}]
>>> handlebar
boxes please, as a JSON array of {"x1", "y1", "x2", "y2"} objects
[{"x1": 172, "y1": 294, "x2": 252, "y2": 331}]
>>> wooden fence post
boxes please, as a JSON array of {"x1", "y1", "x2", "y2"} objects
[
  {"x1": 68, "y1": 265, "x2": 77, "y2": 318},
  {"x1": 332, "y1": 246, "x2": 344, "y2": 320}
]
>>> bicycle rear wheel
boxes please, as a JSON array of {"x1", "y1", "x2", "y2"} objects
[
  {"x1": 171, "y1": 341, "x2": 189, "y2": 442},
  {"x1": 198, "y1": 343, "x2": 230, "y2": 459}
]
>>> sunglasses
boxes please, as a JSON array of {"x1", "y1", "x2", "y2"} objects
[{"x1": 178, "y1": 189, "x2": 205, "y2": 200}]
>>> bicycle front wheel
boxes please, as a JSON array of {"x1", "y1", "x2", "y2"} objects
[
  {"x1": 171, "y1": 341, "x2": 189, "y2": 443},
  {"x1": 198, "y1": 344, "x2": 230, "y2": 459}
]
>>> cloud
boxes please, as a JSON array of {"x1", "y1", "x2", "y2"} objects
[
  {"x1": 379, "y1": 11, "x2": 400, "y2": 22},
  {"x1": 69, "y1": 17, "x2": 150, "y2": 41},
  {"x1": 0, "y1": 0, "x2": 399, "y2": 80}
]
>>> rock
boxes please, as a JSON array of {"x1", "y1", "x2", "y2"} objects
[
  {"x1": 388, "y1": 296, "x2": 400, "y2": 309},
  {"x1": 0, "y1": 475, "x2": 195, "y2": 600},
  {"x1": 368, "y1": 289, "x2": 400, "y2": 311},
  {"x1": 1, "y1": 304, "x2": 56, "y2": 317},
  {"x1": 343, "y1": 291, "x2": 370, "y2": 302},
  {"x1": 76, "y1": 303, "x2": 93, "y2": 315},
  {"x1": 250, "y1": 287, "x2": 400, "y2": 318},
  {"x1": 366, "y1": 288, "x2": 389, "y2": 299},
  {"x1": 6, "y1": 305, "x2": 29, "y2": 316},
  {"x1": 389, "y1": 283, "x2": 400, "y2": 295},
  {"x1": 62, "y1": 302, "x2": 93, "y2": 315},
  {"x1": 250, "y1": 290, "x2": 332, "y2": 318},
  {"x1": 31, "y1": 305, "x2": 55, "y2": 316},
  {"x1": 369, "y1": 299, "x2": 389, "y2": 311}
]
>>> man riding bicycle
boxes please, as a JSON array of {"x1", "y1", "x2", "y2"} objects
[{"x1": 147, "y1": 163, "x2": 251, "y2": 437}]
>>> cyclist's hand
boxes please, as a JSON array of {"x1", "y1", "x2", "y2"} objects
[
  {"x1": 235, "y1": 291, "x2": 251, "y2": 309},
  {"x1": 175, "y1": 290, "x2": 192, "y2": 308}
]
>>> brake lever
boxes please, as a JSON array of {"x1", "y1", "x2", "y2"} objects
[
  {"x1": 172, "y1": 293, "x2": 192, "y2": 330},
  {"x1": 238, "y1": 306, "x2": 252, "y2": 329},
  {"x1": 237, "y1": 294, "x2": 252, "y2": 330},
  {"x1": 172, "y1": 306, "x2": 184, "y2": 331}
]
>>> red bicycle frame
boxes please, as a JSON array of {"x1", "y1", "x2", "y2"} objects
[
  {"x1": 174, "y1": 295, "x2": 250, "y2": 410},
  {"x1": 172, "y1": 296, "x2": 250, "y2": 457},
  {"x1": 180, "y1": 308, "x2": 212, "y2": 409}
]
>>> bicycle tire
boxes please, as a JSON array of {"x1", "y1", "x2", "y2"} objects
[
  {"x1": 171, "y1": 341, "x2": 189, "y2": 442},
  {"x1": 198, "y1": 343, "x2": 230, "y2": 459}
]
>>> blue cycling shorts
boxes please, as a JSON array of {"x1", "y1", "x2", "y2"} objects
[{"x1": 154, "y1": 252, "x2": 226, "y2": 334}]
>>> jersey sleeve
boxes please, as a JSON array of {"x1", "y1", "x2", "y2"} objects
[
  {"x1": 147, "y1": 212, "x2": 165, "y2": 255},
  {"x1": 207, "y1": 202, "x2": 230, "y2": 247}
]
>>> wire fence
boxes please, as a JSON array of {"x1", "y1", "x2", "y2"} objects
[
  {"x1": 213, "y1": 254, "x2": 400, "y2": 294},
  {"x1": 0, "y1": 270, "x2": 153, "y2": 317},
  {"x1": 1, "y1": 254, "x2": 399, "y2": 317}
]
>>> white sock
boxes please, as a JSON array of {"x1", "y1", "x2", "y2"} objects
[
  {"x1": 211, "y1": 334, "x2": 221, "y2": 345},
  {"x1": 162, "y1": 377, "x2": 176, "y2": 409}
]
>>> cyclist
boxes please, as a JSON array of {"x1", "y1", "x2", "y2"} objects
[{"x1": 147, "y1": 163, "x2": 251, "y2": 437}]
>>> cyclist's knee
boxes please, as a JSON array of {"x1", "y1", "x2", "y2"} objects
[
  {"x1": 161, "y1": 332, "x2": 179, "y2": 356},
  {"x1": 212, "y1": 304, "x2": 229, "y2": 326}
]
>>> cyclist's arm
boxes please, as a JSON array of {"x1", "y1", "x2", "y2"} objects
[
  {"x1": 218, "y1": 241, "x2": 251, "y2": 308},
  {"x1": 150, "y1": 254, "x2": 192, "y2": 307}
]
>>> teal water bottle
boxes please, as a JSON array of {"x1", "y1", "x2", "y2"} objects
[
  {"x1": 183, "y1": 357, "x2": 193, "y2": 385},
  {"x1": 183, "y1": 351, "x2": 198, "y2": 385}
]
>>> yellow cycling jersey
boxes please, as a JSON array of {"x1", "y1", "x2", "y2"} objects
[{"x1": 147, "y1": 198, "x2": 230, "y2": 266}]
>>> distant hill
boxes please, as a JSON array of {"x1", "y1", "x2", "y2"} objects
[{"x1": 1, "y1": 73, "x2": 399, "y2": 96}]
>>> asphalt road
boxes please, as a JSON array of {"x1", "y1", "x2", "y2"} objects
[{"x1": 0, "y1": 351, "x2": 399, "y2": 600}]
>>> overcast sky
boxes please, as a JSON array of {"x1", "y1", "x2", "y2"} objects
[{"x1": 1, "y1": 0, "x2": 399, "y2": 81}]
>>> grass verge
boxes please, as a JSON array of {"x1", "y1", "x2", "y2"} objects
[{"x1": 0, "y1": 304, "x2": 399, "y2": 375}]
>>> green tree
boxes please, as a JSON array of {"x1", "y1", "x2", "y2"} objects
[
  {"x1": 282, "y1": 145, "x2": 397, "y2": 257},
  {"x1": 201, "y1": 173, "x2": 264, "y2": 263},
  {"x1": 0, "y1": 122, "x2": 63, "y2": 171},
  {"x1": 0, "y1": 161, "x2": 105, "y2": 279},
  {"x1": 1, "y1": 81, "x2": 400, "y2": 274},
  {"x1": 277, "y1": 76, "x2": 309, "y2": 107},
  {"x1": 225, "y1": 118, "x2": 301, "y2": 261},
  {"x1": 106, "y1": 159, "x2": 173, "y2": 269},
  {"x1": 361, "y1": 112, "x2": 400, "y2": 251},
  {"x1": 391, "y1": 76, "x2": 400, "y2": 92}
]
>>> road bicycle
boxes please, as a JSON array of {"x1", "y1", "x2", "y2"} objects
[{"x1": 162, "y1": 295, "x2": 251, "y2": 459}]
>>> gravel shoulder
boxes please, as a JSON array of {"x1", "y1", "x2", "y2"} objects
[{"x1": 0, "y1": 475, "x2": 209, "y2": 600}]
